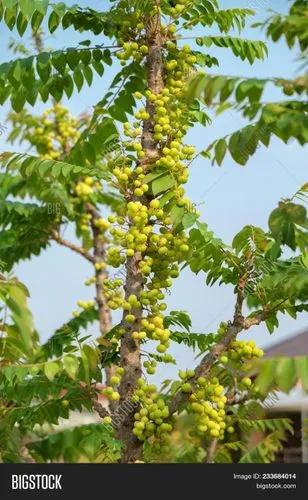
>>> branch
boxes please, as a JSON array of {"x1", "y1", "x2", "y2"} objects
[
  {"x1": 51, "y1": 230, "x2": 95, "y2": 263},
  {"x1": 226, "y1": 386, "x2": 252, "y2": 406},
  {"x1": 168, "y1": 283, "x2": 268, "y2": 415},
  {"x1": 86, "y1": 203, "x2": 113, "y2": 335},
  {"x1": 206, "y1": 438, "x2": 218, "y2": 463},
  {"x1": 92, "y1": 398, "x2": 110, "y2": 419}
]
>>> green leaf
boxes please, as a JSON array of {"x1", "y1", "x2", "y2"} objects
[
  {"x1": 168, "y1": 205, "x2": 185, "y2": 227},
  {"x1": 164, "y1": 310, "x2": 192, "y2": 332},
  {"x1": 143, "y1": 168, "x2": 167, "y2": 183},
  {"x1": 0, "y1": 152, "x2": 96, "y2": 180},
  {"x1": 2, "y1": 1, "x2": 18, "y2": 9},
  {"x1": 0, "y1": 278, "x2": 35, "y2": 356},
  {"x1": 41, "y1": 307, "x2": 98, "y2": 359},
  {"x1": 48, "y1": 10, "x2": 60, "y2": 33},
  {"x1": 83, "y1": 142, "x2": 96, "y2": 164},
  {"x1": 63, "y1": 355, "x2": 79, "y2": 379},
  {"x1": 31, "y1": 10, "x2": 44, "y2": 31},
  {"x1": 82, "y1": 345, "x2": 99, "y2": 373},
  {"x1": 255, "y1": 359, "x2": 277, "y2": 394},
  {"x1": 232, "y1": 225, "x2": 267, "y2": 253},
  {"x1": 269, "y1": 202, "x2": 307, "y2": 250},
  {"x1": 73, "y1": 68, "x2": 84, "y2": 92},
  {"x1": 44, "y1": 361, "x2": 60, "y2": 381},
  {"x1": 16, "y1": 11, "x2": 28, "y2": 36},
  {"x1": 296, "y1": 357, "x2": 308, "y2": 392},
  {"x1": 109, "y1": 104, "x2": 127, "y2": 123},
  {"x1": 275, "y1": 358, "x2": 296, "y2": 393},
  {"x1": 11, "y1": 92, "x2": 26, "y2": 112},
  {"x1": 182, "y1": 212, "x2": 198, "y2": 229},
  {"x1": 195, "y1": 36, "x2": 267, "y2": 63},
  {"x1": 239, "y1": 432, "x2": 287, "y2": 463},
  {"x1": 152, "y1": 173, "x2": 175, "y2": 196},
  {"x1": 79, "y1": 39, "x2": 91, "y2": 47},
  {"x1": 92, "y1": 60, "x2": 104, "y2": 76},
  {"x1": 19, "y1": 0, "x2": 35, "y2": 17},
  {"x1": 214, "y1": 138, "x2": 227, "y2": 166},
  {"x1": 83, "y1": 65, "x2": 93, "y2": 86}
]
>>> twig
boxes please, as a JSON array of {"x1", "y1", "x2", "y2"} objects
[
  {"x1": 92, "y1": 398, "x2": 110, "y2": 419},
  {"x1": 51, "y1": 230, "x2": 95, "y2": 263},
  {"x1": 206, "y1": 438, "x2": 218, "y2": 463}
]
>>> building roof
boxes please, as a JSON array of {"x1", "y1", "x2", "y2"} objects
[
  {"x1": 263, "y1": 330, "x2": 308, "y2": 412},
  {"x1": 266, "y1": 387, "x2": 308, "y2": 412},
  {"x1": 265, "y1": 330, "x2": 308, "y2": 358}
]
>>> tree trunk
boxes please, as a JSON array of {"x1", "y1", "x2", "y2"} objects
[
  {"x1": 118, "y1": 8, "x2": 164, "y2": 463},
  {"x1": 117, "y1": 250, "x2": 144, "y2": 462}
]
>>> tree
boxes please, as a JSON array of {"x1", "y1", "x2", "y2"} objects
[{"x1": 0, "y1": 0, "x2": 307, "y2": 464}]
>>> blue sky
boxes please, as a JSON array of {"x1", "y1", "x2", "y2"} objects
[{"x1": 0, "y1": 1, "x2": 307, "y2": 381}]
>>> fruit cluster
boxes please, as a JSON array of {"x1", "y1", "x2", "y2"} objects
[
  {"x1": 179, "y1": 370, "x2": 228, "y2": 440},
  {"x1": 102, "y1": 367, "x2": 125, "y2": 401},
  {"x1": 226, "y1": 340, "x2": 264, "y2": 363},
  {"x1": 75, "y1": 177, "x2": 101, "y2": 202},
  {"x1": 103, "y1": 278, "x2": 125, "y2": 310},
  {"x1": 76, "y1": 299, "x2": 95, "y2": 309},
  {"x1": 94, "y1": 218, "x2": 111, "y2": 231},
  {"x1": 132, "y1": 379, "x2": 172, "y2": 445},
  {"x1": 13, "y1": 104, "x2": 80, "y2": 160},
  {"x1": 165, "y1": 0, "x2": 194, "y2": 18},
  {"x1": 72, "y1": 299, "x2": 96, "y2": 317},
  {"x1": 116, "y1": 41, "x2": 148, "y2": 65},
  {"x1": 143, "y1": 353, "x2": 175, "y2": 375},
  {"x1": 143, "y1": 359, "x2": 157, "y2": 375}
]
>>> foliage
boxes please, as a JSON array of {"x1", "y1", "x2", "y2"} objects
[
  {"x1": 254, "y1": 0, "x2": 308, "y2": 51},
  {"x1": 255, "y1": 355, "x2": 308, "y2": 394},
  {"x1": 239, "y1": 432, "x2": 287, "y2": 463},
  {"x1": 195, "y1": 35, "x2": 267, "y2": 64},
  {"x1": 0, "y1": 0, "x2": 306, "y2": 464},
  {"x1": 188, "y1": 74, "x2": 308, "y2": 165},
  {"x1": 0, "y1": 273, "x2": 36, "y2": 358},
  {"x1": 29, "y1": 423, "x2": 122, "y2": 463}
]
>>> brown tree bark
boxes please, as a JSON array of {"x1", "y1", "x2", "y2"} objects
[
  {"x1": 32, "y1": 30, "x2": 44, "y2": 53},
  {"x1": 87, "y1": 205, "x2": 117, "y2": 399},
  {"x1": 206, "y1": 438, "x2": 218, "y2": 463},
  {"x1": 117, "y1": 9, "x2": 164, "y2": 463},
  {"x1": 117, "y1": 250, "x2": 144, "y2": 462},
  {"x1": 87, "y1": 205, "x2": 113, "y2": 335}
]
